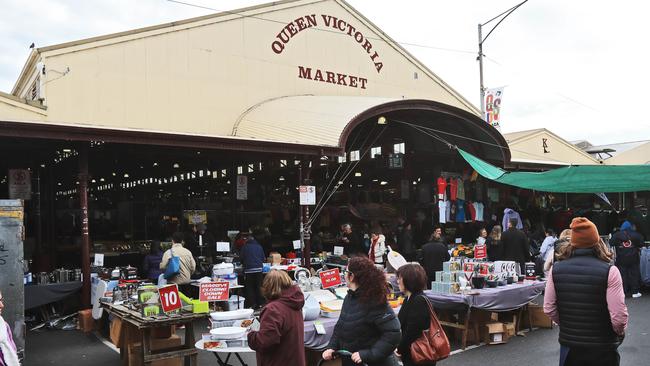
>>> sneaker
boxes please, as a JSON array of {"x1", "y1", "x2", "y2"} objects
[{"x1": 632, "y1": 293, "x2": 642, "y2": 298}]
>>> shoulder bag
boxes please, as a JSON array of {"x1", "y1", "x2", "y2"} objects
[
  {"x1": 409, "y1": 295, "x2": 451, "y2": 364},
  {"x1": 163, "y1": 246, "x2": 181, "y2": 279}
]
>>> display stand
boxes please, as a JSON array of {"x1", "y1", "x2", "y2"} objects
[
  {"x1": 102, "y1": 302, "x2": 206, "y2": 366},
  {"x1": 195, "y1": 340, "x2": 254, "y2": 366}
]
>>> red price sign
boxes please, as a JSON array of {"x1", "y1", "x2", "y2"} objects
[
  {"x1": 319, "y1": 268, "x2": 342, "y2": 289},
  {"x1": 474, "y1": 244, "x2": 487, "y2": 260},
  {"x1": 158, "y1": 284, "x2": 182, "y2": 313},
  {"x1": 199, "y1": 282, "x2": 230, "y2": 302}
]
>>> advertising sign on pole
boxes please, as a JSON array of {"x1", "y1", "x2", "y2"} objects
[
  {"x1": 236, "y1": 175, "x2": 248, "y2": 200},
  {"x1": 319, "y1": 268, "x2": 342, "y2": 289},
  {"x1": 484, "y1": 87, "x2": 504, "y2": 131},
  {"x1": 299, "y1": 185, "x2": 316, "y2": 205},
  {"x1": 199, "y1": 282, "x2": 230, "y2": 302},
  {"x1": 8, "y1": 169, "x2": 31, "y2": 200}
]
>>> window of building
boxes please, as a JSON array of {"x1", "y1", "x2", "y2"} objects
[
  {"x1": 394, "y1": 142, "x2": 405, "y2": 154},
  {"x1": 371, "y1": 146, "x2": 382, "y2": 158},
  {"x1": 350, "y1": 150, "x2": 360, "y2": 161}
]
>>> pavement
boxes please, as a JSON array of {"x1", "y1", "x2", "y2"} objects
[{"x1": 24, "y1": 290, "x2": 650, "y2": 366}]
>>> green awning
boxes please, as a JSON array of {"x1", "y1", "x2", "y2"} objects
[{"x1": 458, "y1": 148, "x2": 650, "y2": 193}]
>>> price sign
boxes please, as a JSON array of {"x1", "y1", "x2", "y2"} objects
[
  {"x1": 199, "y1": 282, "x2": 230, "y2": 302},
  {"x1": 319, "y1": 268, "x2": 342, "y2": 289},
  {"x1": 299, "y1": 185, "x2": 316, "y2": 205},
  {"x1": 293, "y1": 240, "x2": 302, "y2": 250},
  {"x1": 333, "y1": 246, "x2": 344, "y2": 256},
  {"x1": 474, "y1": 244, "x2": 487, "y2": 260},
  {"x1": 93, "y1": 253, "x2": 104, "y2": 266},
  {"x1": 158, "y1": 284, "x2": 182, "y2": 313}
]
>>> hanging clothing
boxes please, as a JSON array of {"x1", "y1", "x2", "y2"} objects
[
  {"x1": 449, "y1": 178, "x2": 458, "y2": 201},
  {"x1": 473, "y1": 202, "x2": 484, "y2": 222},
  {"x1": 438, "y1": 200, "x2": 447, "y2": 224},
  {"x1": 456, "y1": 178, "x2": 466, "y2": 200},
  {"x1": 502, "y1": 208, "x2": 523, "y2": 230},
  {"x1": 436, "y1": 177, "x2": 447, "y2": 201},
  {"x1": 467, "y1": 202, "x2": 476, "y2": 221},
  {"x1": 456, "y1": 199, "x2": 466, "y2": 222}
]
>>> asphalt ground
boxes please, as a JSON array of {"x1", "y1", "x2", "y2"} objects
[{"x1": 25, "y1": 290, "x2": 650, "y2": 366}]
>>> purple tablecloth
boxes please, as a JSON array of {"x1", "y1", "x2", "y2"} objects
[{"x1": 425, "y1": 280, "x2": 546, "y2": 312}]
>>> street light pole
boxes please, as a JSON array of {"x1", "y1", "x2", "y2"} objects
[{"x1": 478, "y1": 0, "x2": 528, "y2": 116}]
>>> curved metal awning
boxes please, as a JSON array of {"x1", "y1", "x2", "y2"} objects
[{"x1": 234, "y1": 95, "x2": 511, "y2": 165}]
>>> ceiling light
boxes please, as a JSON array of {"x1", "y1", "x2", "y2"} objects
[
  {"x1": 123, "y1": 173, "x2": 129, "y2": 178},
  {"x1": 112, "y1": 172, "x2": 116, "y2": 177},
  {"x1": 91, "y1": 179, "x2": 96, "y2": 183},
  {"x1": 62, "y1": 148, "x2": 72, "y2": 153},
  {"x1": 153, "y1": 162, "x2": 158, "y2": 167},
  {"x1": 173, "y1": 163, "x2": 180, "y2": 169},
  {"x1": 354, "y1": 172, "x2": 362, "y2": 177},
  {"x1": 100, "y1": 178, "x2": 105, "y2": 182},
  {"x1": 377, "y1": 116, "x2": 387, "y2": 125},
  {"x1": 279, "y1": 176, "x2": 285, "y2": 181},
  {"x1": 380, "y1": 181, "x2": 388, "y2": 185}
]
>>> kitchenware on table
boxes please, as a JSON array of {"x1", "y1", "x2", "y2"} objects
[{"x1": 209, "y1": 326, "x2": 246, "y2": 340}]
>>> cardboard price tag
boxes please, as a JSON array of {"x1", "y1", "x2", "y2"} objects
[
  {"x1": 199, "y1": 282, "x2": 230, "y2": 302},
  {"x1": 158, "y1": 284, "x2": 182, "y2": 313},
  {"x1": 319, "y1": 268, "x2": 342, "y2": 289}
]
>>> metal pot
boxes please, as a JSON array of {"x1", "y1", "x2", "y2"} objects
[
  {"x1": 52, "y1": 268, "x2": 72, "y2": 283},
  {"x1": 36, "y1": 272, "x2": 50, "y2": 285},
  {"x1": 74, "y1": 269, "x2": 82, "y2": 282}
]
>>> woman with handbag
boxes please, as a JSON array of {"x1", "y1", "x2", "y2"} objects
[
  {"x1": 322, "y1": 256, "x2": 401, "y2": 366},
  {"x1": 396, "y1": 263, "x2": 449, "y2": 366}
]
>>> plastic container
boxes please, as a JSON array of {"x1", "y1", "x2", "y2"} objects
[
  {"x1": 210, "y1": 308, "x2": 254, "y2": 321},
  {"x1": 225, "y1": 295, "x2": 245, "y2": 311},
  {"x1": 213, "y1": 263, "x2": 234, "y2": 277},
  {"x1": 210, "y1": 326, "x2": 246, "y2": 340}
]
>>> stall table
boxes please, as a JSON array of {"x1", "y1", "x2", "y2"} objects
[
  {"x1": 25, "y1": 281, "x2": 83, "y2": 310},
  {"x1": 195, "y1": 340, "x2": 254, "y2": 366},
  {"x1": 102, "y1": 302, "x2": 207, "y2": 366},
  {"x1": 426, "y1": 281, "x2": 546, "y2": 349}
]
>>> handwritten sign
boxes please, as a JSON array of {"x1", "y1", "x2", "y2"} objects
[
  {"x1": 199, "y1": 282, "x2": 230, "y2": 302},
  {"x1": 158, "y1": 284, "x2": 182, "y2": 313},
  {"x1": 319, "y1": 268, "x2": 342, "y2": 289},
  {"x1": 293, "y1": 240, "x2": 302, "y2": 250},
  {"x1": 474, "y1": 244, "x2": 487, "y2": 260},
  {"x1": 216, "y1": 242, "x2": 230, "y2": 252},
  {"x1": 333, "y1": 246, "x2": 344, "y2": 256},
  {"x1": 94, "y1": 253, "x2": 104, "y2": 266}
]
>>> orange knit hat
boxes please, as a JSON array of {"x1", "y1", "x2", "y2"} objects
[{"x1": 569, "y1": 217, "x2": 599, "y2": 249}]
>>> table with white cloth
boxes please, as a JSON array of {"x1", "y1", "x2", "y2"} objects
[
  {"x1": 303, "y1": 281, "x2": 546, "y2": 350},
  {"x1": 195, "y1": 340, "x2": 254, "y2": 366}
]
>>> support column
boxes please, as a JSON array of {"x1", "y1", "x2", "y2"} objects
[
  {"x1": 78, "y1": 145, "x2": 91, "y2": 308},
  {"x1": 299, "y1": 161, "x2": 312, "y2": 269}
]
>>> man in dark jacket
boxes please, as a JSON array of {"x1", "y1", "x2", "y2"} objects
[
  {"x1": 338, "y1": 224, "x2": 364, "y2": 256},
  {"x1": 611, "y1": 220, "x2": 644, "y2": 298},
  {"x1": 501, "y1": 218, "x2": 531, "y2": 273},
  {"x1": 396, "y1": 220, "x2": 415, "y2": 262},
  {"x1": 240, "y1": 229, "x2": 267, "y2": 309},
  {"x1": 421, "y1": 228, "x2": 450, "y2": 287}
]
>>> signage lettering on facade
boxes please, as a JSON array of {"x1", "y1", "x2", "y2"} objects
[
  {"x1": 298, "y1": 66, "x2": 367, "y2": 89},
  {"x1": 271, "y1": 14, "x2": 384, "y2": 73}
]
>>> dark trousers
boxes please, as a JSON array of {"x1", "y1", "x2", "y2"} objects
[
  {"x1": 617, "y1": 262, "x2": 641, "y2": 296},
  {"x1": 562, "y1": 346, "x2": 620, "y2": 366},
  {"x1": 244, "y1": 272, "x2": 265, "y2": 309}
]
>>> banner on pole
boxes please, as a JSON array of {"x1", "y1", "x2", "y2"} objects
[{"x1": 484, "y1": 87, "x2": 504, "y2": 131}]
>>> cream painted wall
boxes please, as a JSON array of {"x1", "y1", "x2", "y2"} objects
[
  {"x1": 509, "y1": 131, "x2": 599, "y2": 165},
  {"x1": 0, "y1": 96, "x2": 46, "y2": 122},
  {"x1": 32, "y1": 0, "x2": 476, "y2": 139},
  {"x1": 607, "y1": 143, "x2": 650, "y2": 165}
]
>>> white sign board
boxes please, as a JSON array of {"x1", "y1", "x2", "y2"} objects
[
  {"x1": 333, "y1": 246, "x2": 344, "y2": 256},
  {"x1": 293, "y1": 240, "x2": 302, "y2": 250},
  {"x1": 299, "y1": 185, "x2": 316, "y2": 205},
  {"x1": 94, "y1": 253, "x2": 104, "y2": 266},
  {"x1": 236, "y1": 175, "x2": 248, "y2": 200},
  {"x1": 8, "y1": 169, "x2": 31, "y2": 200},
  {"x1": 216, "y1": 242, "x2": 231, "y2": 252}
]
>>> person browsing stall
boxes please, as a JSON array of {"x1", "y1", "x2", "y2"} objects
[
  {"x1": 544, "y1": 218, "x2": 628, "y2": 366},
  {"x1": 240, "y1": 228, "x2": 267, "y2": 309},
  {"x1": 322, "y1": 257, "x2": 401, "y2": 366},
  {"x1": 611, "y1": 221, "x2": 644, "y2": 298},
  {"x1": 0, "y1": 290, "x2": 20, "y2": 366},
  {"x1": 142, "y1": 240, "x2": 163, "y2": 283},
  {"x1": 421, "y1": 228, "x2": 450, "y2": 287},
  {"x1": 501, "y1": 218, "x2": 531, "y2": 273},
  {"x1": 160, "y1": 232, "x2": 196, "y2": 293},
  {"x1": 396, "y1": 263, "x2": 439, "y2": 366},
  {"x1": 247, "y1": 270, "x2": 305, "y2": 366},
  {"x1": 369, "y1": 227, "x2": 387, "y2": 266}
]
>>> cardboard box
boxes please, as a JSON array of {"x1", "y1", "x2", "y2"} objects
[
  {"x1": 504, "y1": 322, "x2": 516, "y2": 337},
  {"x1": 483, "y1": 322, "x2": 509, "y2": 345},
  {"x1": 128, "y1": 335, "x2": 183, "y2": 366},
  {"x1": 267, "y1": 252, "x2": 282, "y2": 265},
  {"x1": 527, "y1": 304, "x2": 553, "y2": 329},
  {"x1": 78, "y1": 309, "x2": 94, "y2": 333}
]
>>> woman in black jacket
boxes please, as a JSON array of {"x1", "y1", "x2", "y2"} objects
[
  {"x1": 322, "y1": 256, "x2": 401, "y2": 366},
  {"x1": 486, "y1": 225, "x2": 504, "y2": 261},
  {"x1": 395, "y1": 263, "x2": 435, "y2": 366}
]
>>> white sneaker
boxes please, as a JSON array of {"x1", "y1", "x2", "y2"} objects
[{"x1": 632, "y1": 293, "x2": 642, "y2": 298}]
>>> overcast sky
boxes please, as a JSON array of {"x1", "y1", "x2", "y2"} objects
[{"x1": 2, "y1": 0, "x2": 649, "y2": 145}]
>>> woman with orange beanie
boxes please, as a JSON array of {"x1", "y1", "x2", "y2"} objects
[{"x1": 544, "y1": 217, "x2": 628, "y2": 366}]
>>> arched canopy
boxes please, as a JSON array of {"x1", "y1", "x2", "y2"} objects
[{"x1": 234, "y1": 95, "x2": 511, "y2": 165}]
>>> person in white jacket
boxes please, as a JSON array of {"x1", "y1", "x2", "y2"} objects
[{"x1": 369, "y1": 228, "x2": 387, "y2": 266}]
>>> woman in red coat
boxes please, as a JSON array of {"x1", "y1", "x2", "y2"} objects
[{"x1": 247, "y1": 270, "x2": 305, "y2": 366}]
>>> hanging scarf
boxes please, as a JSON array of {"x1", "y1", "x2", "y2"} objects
[{"x1": 0, "y1": 316, "x2": 19, "y2": 366}]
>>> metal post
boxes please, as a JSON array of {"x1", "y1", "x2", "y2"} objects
[
  {"x1": 478, "y1": 23, "x2": 485, "y2": 116},
  {"x1": 78, "y1": 145, "x2": 91, "y2": 309},
  {"x1": 35, "y1": 168, "x2": 42, "y2": 251}
]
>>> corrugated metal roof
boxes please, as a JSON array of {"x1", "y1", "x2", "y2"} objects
[{"x1": 233, "y1": 95, "x2": 397, "y2": 147}]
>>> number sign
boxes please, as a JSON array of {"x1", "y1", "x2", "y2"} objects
[{"x1": 158, "y1": 284, "x2": 182, "y2": 313}]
